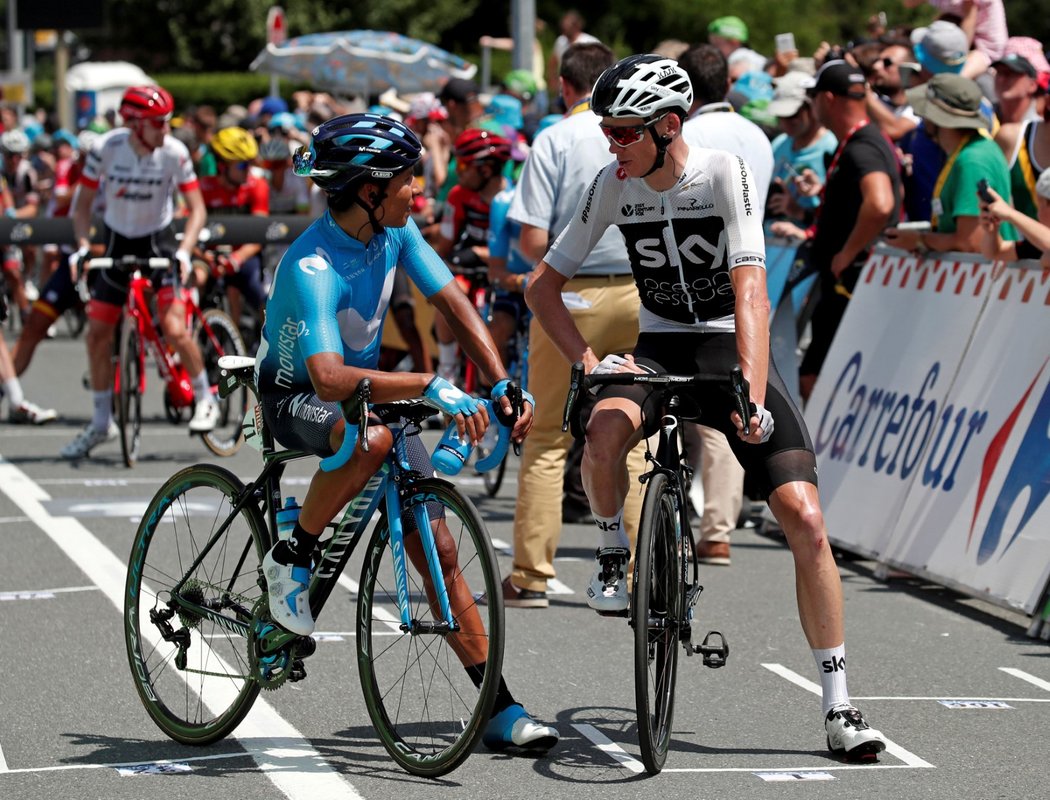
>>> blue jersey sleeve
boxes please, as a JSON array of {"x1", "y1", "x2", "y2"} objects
[
  {"x1": 286, "y1": 248, "x2": 346, "y2": 360},
  {"x1": 395, "y1": 218, "x2": 454, "y2": 297},
  {"x1": 488, "y1": 195, "x2": 512, "y2": 261}
]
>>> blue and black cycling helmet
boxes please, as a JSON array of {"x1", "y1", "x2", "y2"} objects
[{"x1": 293, "y1": 113, "x2": 422, "y2": 195}]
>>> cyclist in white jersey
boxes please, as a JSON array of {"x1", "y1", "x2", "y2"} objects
[
  {"x1": 60, "y1": 85, "x2": 213, "y2": 460},
  {"x1": 526, "y1": 54, "x2": 887, "y2": 760}
]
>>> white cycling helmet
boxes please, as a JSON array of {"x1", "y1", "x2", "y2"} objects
[
  {"x1": 0, "y1": 129, "x2": 31, "y2": 154},
  {"x1": 591, "y1": 54, "x2": 693, "y2": 120}
]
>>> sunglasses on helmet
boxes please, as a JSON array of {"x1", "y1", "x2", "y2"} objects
[{"x1": 600, "y1": 113, "x2": 667, "y2": 147}]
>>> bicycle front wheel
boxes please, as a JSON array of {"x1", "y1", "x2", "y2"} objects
[
  {"x1": 196, "y1": 308, "x2": 248, "y2": 458},
  {"x1": 116, "y1": 315, "x2": 143, "y2": 467},
  {"x1": 125, "y1": 464, "x2": 268, "y2": 745},
  {"x1": 357, "y1": 479, "x2": 505, "y2": 777},
  {"x1": 633, "y1": 470, "x2": 682, "y2": 774}
]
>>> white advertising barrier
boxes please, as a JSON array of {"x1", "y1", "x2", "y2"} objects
[
  {"x1": 805, "y1": 252, "x2": 995, "y2": 559},
  {"x1": 880, "y1": 262, "x2": 1050, "y2": 613},
  {"x1": 804, "y1": 250, "x2": 1050, "y2": 613}
]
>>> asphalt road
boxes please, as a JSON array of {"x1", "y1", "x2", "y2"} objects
[{"x1": 2, "y1": 332, "x2": 1048, "y2": 800}]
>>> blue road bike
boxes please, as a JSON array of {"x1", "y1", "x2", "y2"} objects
[{"x1": 123, "y1": 356, "x2": 514, "y2": 777}]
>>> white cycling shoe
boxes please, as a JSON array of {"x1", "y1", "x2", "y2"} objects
[
  {"x1": 188, "y1": 397, "x2": 220, "y2": 433},
  {"x1": 60, "y1": 421, "x2": 118, "y2": 459},
  {"x1": 825, "y1": 704, "x2": 886, "y2": 760},
  {"x1": 482, "y1": 703, "x2": 559, "y2": 752},
  {"x1": 262, "y1": 544, "x2": 314, "y2": 636},
  {"x1": 586, "y1": 547, "x2": 630, "y2": 613}
]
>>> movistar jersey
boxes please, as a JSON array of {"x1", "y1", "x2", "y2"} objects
[
  {"x1": 545, "y1": 146, "x2": 766, "y2": 333},
  {"x1": 256, "y1": 212, "x2": 453, "y2": 393},
  {"x1": 487, "y1": 186, "x2": 530, "y2": 274}
]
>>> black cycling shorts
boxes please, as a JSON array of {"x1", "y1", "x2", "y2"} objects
[
  {"x1": 596, "y1": 331, "x2": 817, "y2": 500},
  {"x1": 89, "y1": 226, "x2": 179, "y2": 309}
]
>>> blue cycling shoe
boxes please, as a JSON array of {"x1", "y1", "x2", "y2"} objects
[{"x1": 482, "y1": 703, "x2": 559, "y2": 752}]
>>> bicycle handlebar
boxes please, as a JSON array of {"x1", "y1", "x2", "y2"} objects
[
  {"x1": 84, "y1": 256, "x2": 172, "y2": 271},
  {"x1": 560, "y1": 361, "x2": 756, "y2": 434},
  {"x1": 319, "y1": 379, "x2": 372, "y2": 472}
]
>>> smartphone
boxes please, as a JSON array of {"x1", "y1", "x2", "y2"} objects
[
  {"x1": 775, "y1": 33, "x2": 796, "y2": 54},
  {"x1": 976, "y1": 178, "x2": 994, "y2": 203}
]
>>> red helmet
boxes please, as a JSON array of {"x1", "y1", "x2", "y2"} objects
[
  {"x1": 453, "y1": 128, "x2": 511, "y2": 165},
  {"x1": 120, "y1": 85, "x2": 175, "y2": 121}
]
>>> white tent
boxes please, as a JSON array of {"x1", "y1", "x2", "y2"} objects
[{"x1": 63, "y1": 61, "x2": 153, "y2": 129}]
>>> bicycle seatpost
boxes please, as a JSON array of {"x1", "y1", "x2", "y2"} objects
[{"x1": 562, "y1": 361, "x2": 585, "y2": 433}]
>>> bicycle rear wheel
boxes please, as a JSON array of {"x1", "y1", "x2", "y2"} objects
[
  {"x1": 124, "y1": 464, "x2": 268, "y2": 745},
  {"x1": 357, "y1": 479, "x2": 504, "y2": 777},
  {"x1": 116, "y1": 315, "x2": 143, "y2": 467},
  {"x1": 196, "y1": 308, "x2": 248, "y2": 458},
  {"x1": 633, "y1": 471, "x2": 682, "y2": 774}
]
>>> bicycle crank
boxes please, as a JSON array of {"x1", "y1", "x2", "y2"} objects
[{"x1": 247, "y1": 598, "x2": 315, "y2": 690}]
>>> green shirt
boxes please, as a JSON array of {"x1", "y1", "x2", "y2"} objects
[{"x1": 935, "y1": 134, "x2": 1018, "y2": 241}]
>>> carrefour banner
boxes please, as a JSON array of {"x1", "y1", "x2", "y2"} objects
[
  {"x1": 805, "y1": 251, "x2": 1050, "y2": 613},
  {"x1": 882, "y1": 263, "x2": 1050, "y2": 612}
]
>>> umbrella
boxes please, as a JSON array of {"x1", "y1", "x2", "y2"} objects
[{"x1": 250, "y1": 30, "x2": 477, "y2": 98}]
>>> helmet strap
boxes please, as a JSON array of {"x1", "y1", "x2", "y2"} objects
[
  {"x1": 129, "y1": 120, "x2": 158, "y2": 153},
  {"x1": 354, "y1": 184, "x2": 388, "y2": 236},
  {"x1": 641, "y1": 128, "x2": 673, "y2": 178}
]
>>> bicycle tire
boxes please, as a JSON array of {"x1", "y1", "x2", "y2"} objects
[
  {"x1": 633, "y1": 470, "x2": 681, "y2": 774},
  {"x1": 124, "y1": 463, "x2": 268, "y2": 745},
  {"x1": 196, "y1": 308, "x2": 248, "y2": 458},
  {"x1": 357, "y1": 478, "x2": 505, "y2": 777},
  {"x1": 117, "y1": 315, "x2": 143, "y2": 468}
]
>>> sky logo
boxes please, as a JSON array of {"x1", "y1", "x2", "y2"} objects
[{"x1": 968, "y1": 359, "x2": 1050, "y2": 564}]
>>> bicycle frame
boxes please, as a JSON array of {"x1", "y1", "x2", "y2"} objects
[
  {"x1": 167, "y1": 407, "x2": 458, "y2": 643},
  {"x1": 119, "y1": 273, "x2": 193, "y2": 408}
]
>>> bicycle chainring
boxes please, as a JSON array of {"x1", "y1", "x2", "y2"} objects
[{"x1": 247, "y1": 598, "x2": 297, "y2": 691}]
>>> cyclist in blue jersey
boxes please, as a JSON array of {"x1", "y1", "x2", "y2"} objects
[
  {"x1": 255, "y1": 113, "x2": 557, "y2": 752},
  {"x1": 486, "y1": 183, "x2": 532, "y2": 364}
]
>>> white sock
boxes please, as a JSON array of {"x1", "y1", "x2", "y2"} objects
[
  {"x1": 3, "y1": 377, "x2": 24, "y2": 409},
  {"x1": 190, "y1": 369, "x2": 212, "y2": 403},
  {"x1": 593, "y1": 508, "x2": 628, "y2": 551},
  {"x1": 92, "y1": 390, "x2": 113, "y2": 431},
  {"x1": 437, "y1": 342, "x2": 458, "y2": 369},
  {"x1": 812, "y1": 643, "x2": 850, "y2": 715}
]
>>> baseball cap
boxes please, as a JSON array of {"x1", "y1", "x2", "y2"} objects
[
  {"x1": 259, "y1": 96, "x2": 288, "y2": 117},
  {"x1": 486, "y1": 94, "x2": 524, "y2": 131},
  {"x1": 911, "y1": 21, "x2": 968, "y2": 75},
  {"x1": 438, "y1": 77, "x2": 480, "y2": 105},
  {"x1": 801, "y1": 59, "x2": 867, "y2": 99},
  {"x1": 767, "y1": 72, "x2": 810, "y2": 117},
  {"x1": 906, "y1": 73, "x2": 986, "y2": 130},
  {"x1": 992, "y1": 53, "x2": 1038, "y2": 78},
  {"x1": 708, "y1": 16, "x2": 749, "y2": 43}
]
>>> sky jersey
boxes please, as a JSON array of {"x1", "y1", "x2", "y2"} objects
[
  {"x1": 198, "y1": 171, "x2": 270, "y2": 215},
  {"x1": 255, "y1": 213, "x2": 454, "y2": 393},
  {"x1": 78, "y1": 128, "x2": 198, "y2": 239},
  {"x1": 545, "y1": 146, "x2": 765, "y2": 334}
]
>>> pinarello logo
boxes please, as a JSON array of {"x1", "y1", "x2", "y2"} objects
[{"x1": 968, "y1": 358, "x2": 1050, "y2": 564}]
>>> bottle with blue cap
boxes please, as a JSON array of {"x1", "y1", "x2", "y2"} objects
[
  {"x1": 276, "y1": 496, "x2": 301, "y2": 540},
  {"x1": 432, "y1": 399, "x2": 495, "y2": 475}
]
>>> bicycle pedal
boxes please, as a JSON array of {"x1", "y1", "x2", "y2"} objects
[
  {"x1": 693, "y1": 630, "x2": 729, "y2": 668},
  {"x1": 596, "y1": 608, "x2": 629, "y2": 618},
  {"x1": 288, "y1": 659, "x2": 307, "y2": 682}
]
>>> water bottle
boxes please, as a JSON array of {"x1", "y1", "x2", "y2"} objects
[
  {"x1": 432, "y1": 399, "x2": 492, "y2": 475},
  {"x1": 276, "y1": 496, "x2": 301, "y2": 540}
]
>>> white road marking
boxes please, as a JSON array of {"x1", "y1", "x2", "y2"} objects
[
  {"x1": 572, "y1": 723, "x2": 645, "y2": 773},
  {"x1": 0, "y1": 515, "x2": 30, "y2": 524},
  {"x1": 999, "y1": 667, "x2": 1050, "y2": 692},
  {"x1": 0, "y1": 585, "x2": 100, "y2": 601},
  {"x1": 548, "y1": 578, "x2": 574, "y2": 595},
  {"x1": 761, "y1": 663, "x2": 935, "y2": 769},
  {"x1": 0, "y1": 455, "x2": 366, "y2": 799}
]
